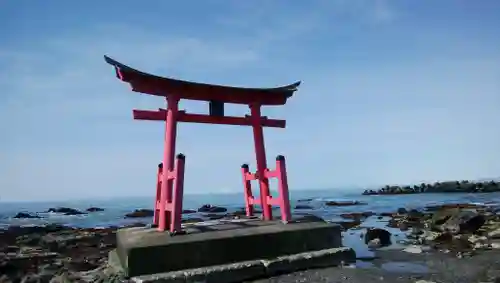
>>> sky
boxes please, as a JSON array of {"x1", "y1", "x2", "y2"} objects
[{"x1": 0, "y1": 0, "x2": 499, "y2": 202}]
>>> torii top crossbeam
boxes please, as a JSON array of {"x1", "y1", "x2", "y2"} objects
[{"x1": 104, "y1": 55, "x2": 300, "y2": 106}]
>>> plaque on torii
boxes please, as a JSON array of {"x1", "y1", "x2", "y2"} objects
[{"x1": 104, "y1": 55, "x2": 300, "y2": 233}]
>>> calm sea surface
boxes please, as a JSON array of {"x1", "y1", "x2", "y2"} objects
[{"x1": 2, "y1": 189, "x2": 500, "y2": 229}]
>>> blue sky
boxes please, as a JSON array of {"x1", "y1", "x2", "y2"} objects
[{"x1": 0, "y1": 0, "x2": 499, "y2": 202}]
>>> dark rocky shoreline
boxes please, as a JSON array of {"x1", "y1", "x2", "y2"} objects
[
  {"x1": 2, "y1": 199, "x2": 500, "y2": 282},
  {"x1": 363, "y1": 179, "x2": 500, "y2": 195}
]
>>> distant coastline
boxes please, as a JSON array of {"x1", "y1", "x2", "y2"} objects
[{"x1": 362, "y1": 179, "x2": 500, "y2": 195}]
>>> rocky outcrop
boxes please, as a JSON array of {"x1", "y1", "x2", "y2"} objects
[
  {"x1": 13, "y1": 212, "x2": 40, "y2": 219},
  {"x1": 0, "y1": 223, "x2": 126, "y2": 282},
  {"x1": 384, "y1": 203, "x2": 500, "y2": 257},
  {"x1": 363, "y1": 180, "x2": 500, "y2": 195},
  {"x1": 47, "y1": 207, "x2": 86, "y2": 215}
]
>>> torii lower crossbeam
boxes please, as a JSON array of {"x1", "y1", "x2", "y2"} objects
[{"x1": 142, "y1": 96, "x2": 292, "y2": 233}]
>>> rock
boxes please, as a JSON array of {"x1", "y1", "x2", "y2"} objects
[
  {"x1": 197, "y1": 204, "x2": 227, "y2": 213},
  {"x1": 182, "y1": 209, "x2": 197, "y2": 214},
  {"x1": 86, "y1": 207, "x2": 104, "y2": 212},
  {"x1": 325, "y1": 200, "x2": 366, "y2": 206},
  {"x1": 294, "y1": 205, "x2": 313, "y2": 210},
  {"x1": 13, "y1": 212, "x2": 40, "y2": 219},
  {"x1": 364, "y1": 228, "x2": 392, "y2": 247},
  {"x1": 297, "y1": 198, "x2": 313, "y2": 202},
  {"x1": 124, "y1": 209, "x2": 154, "y2": 218},
  {"x1": 47, "y1": 207, "x2": 86, "y2": 215}
]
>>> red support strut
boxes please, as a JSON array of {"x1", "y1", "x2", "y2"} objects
[
  {"x1": 241, "y1": 155, "x2": 292, "y2": 223},
  {"x1": 154, "y1": 154, "x2": 186, "y2": 232}
]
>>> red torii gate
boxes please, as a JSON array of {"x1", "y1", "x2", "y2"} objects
[{"x1": 104, "y1": 56, "x2": 300, "y2": 233}]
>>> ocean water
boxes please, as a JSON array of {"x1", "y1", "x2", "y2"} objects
[{"x1": 2, "y1": 189, "x2": 500, "y2": 229}]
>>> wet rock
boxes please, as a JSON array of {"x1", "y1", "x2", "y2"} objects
[
  {"x1": 13, "y1": 212, "x2": 41, "y2": 219},
  {"x1": 197, "y1": 204, "x2": 227, "y2": 213},
  {"x1": 47, "y1": 207, "x2": 86, "y2": 215},
  {"x1": 294, "y1": 205, "x2": 313, "y2": 210},
  {"x1": 86, "y1": 207, "x2": 104, "y2": 212},
  {"x1": 297, "y1": 198, "x2": 313, "y2": 202},
  {"x1": 124, "y1": 209, "x2": 154, "y2": 218},
  {"x1": 182, "y1": 209, "x2": 197, "y2": 214},
  {"x1": 364, "y1": 228, "x2": 392, "y2": 247},
  {"x1": 325, "y1": 200, "x2": 366, "y2": 206}
]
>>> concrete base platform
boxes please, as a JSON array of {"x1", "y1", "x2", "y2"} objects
[
  {"x1": 114, "y1": 218, "x2": 343, "y2": 277},
  {"x1": 130, "y1": 247, "x2": 356, "y2": 283}
]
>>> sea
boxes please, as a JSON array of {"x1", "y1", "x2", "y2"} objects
[
  {"x1": 2, "y1": 189, "x2": 500, "y2": 230},
  {"x1": 3, "y1": 189, "x2": 500, "y2": 261}
]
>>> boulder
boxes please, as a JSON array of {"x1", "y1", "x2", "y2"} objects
[{"x1": 364, "y1": 228, "x2": 392, "y2": 247}]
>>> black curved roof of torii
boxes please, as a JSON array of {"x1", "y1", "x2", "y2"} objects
[{"x1": 104, "y1": 55, "x2": 300, "y2": 105}]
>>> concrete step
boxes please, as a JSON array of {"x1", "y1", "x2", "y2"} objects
[{"x1": 131, "y1": 247, "x2": 356, "y2": 283}]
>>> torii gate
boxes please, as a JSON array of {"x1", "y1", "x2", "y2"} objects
[{"x1": 104, "y1": 55, "x2": 300, "y2": 233}]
